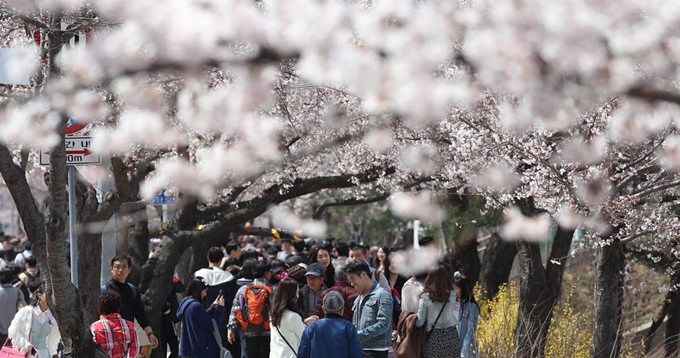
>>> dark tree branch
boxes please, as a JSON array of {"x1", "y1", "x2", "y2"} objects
[
  {"x1": 628, "y1": 86, "x2": 680, "y2": 106},
  {"x1": 231, "y1": 226, "x2": 277, "y2": 238},
  {"x1": 312, "y1": 194, "x2": 389, "y2": 220},
  {"x1": 187, "y1": 166, "x2": 397, "y2": 244}
]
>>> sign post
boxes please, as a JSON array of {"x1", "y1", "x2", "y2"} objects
[
  {"x1": 41, "y1": 121, "x2": 97, "y2": 287},
  {"x1": 68, "y1": 166, "x2": 78, "y2": 287}
]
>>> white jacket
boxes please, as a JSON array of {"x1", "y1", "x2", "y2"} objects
[
  {"x1": 8, "y1": 305, "x2": 61, "y2": 356},
  {"x1": 270, "y1": 310, "x2": 305, "y2": 358}
]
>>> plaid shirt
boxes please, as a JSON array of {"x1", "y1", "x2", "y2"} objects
[{"x1": 90, "y1": 314, "x2": 139, "y2": 358}]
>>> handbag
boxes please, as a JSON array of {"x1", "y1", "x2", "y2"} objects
[
  {"x1": 426, "y1": 300, "x2": 448, "y2": 342},
  {"x1": 0, "y1": 337, "x2": 27, "y2": 358},
  {"x1": 211, "y1": 320, "x2": 233, "y2": 358}
]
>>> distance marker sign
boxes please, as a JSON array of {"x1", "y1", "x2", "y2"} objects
[{"x1": 40, "y1": 136, "x2": 100, "y2": 166}]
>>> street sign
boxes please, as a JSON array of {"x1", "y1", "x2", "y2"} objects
[
  {"x1": 66, "y1": 117, "x2": 87, "y2": 135},
  {"x1": 40, "y1": 136, "x2": 100, "y2": 166},
  {"x1": 153, "y1": 189, "x2": 176, "y2": 205}
]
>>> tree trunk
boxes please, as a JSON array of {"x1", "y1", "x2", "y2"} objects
[
  {"x1": 126, "y1": 209, "x2": 150, "y2": 288},
  {"x1": 514, "y1": 242, "x2": 551, "y2": 358},
  {"x1": 78, "y1": 231, "x2": 103, "y2": 323},
  {"x1": 43, "y1": 118, "x2": 109, "y2": 357},
  {"x1": 479, "y1": 233, "x2": 517, "y2": 300},
  {"x1": 514, "y1": 225, "x2": 574, "y2": 358},
  {"x1": 665, "y1": 271, "x2": 680, "y2": 357},
  {"x1": 190, "y1": 239, "x2": 211, "y2": 275},
  {"x1": 449, "y1": 223, "x2": 481, "y2": 286},
  {"x1": 591, "y1": 239, "x2": 625, "y2": 358}
]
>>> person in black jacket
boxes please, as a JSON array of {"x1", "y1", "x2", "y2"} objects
[
  {"x1": 160, "y1": 274, "x2": 184, "y2": 358},
  {"x1": 102, "y1": 254, "x2": 159, "y2": 349},
  {"x1": 193, "y1": 247, "x2": 237, "y2": 348}
]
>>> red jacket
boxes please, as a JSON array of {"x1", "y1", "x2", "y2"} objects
[{"x1": 314, "y1": 281, "x2": 359, "y2": 321}]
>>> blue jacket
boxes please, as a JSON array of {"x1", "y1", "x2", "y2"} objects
[
  {"x1": 458, "y1": 302, "x2": 479, "y2": 358},
  {"x1": 298, "y1": 313, "x2": 363, "y2": 358},
  {"x1": 177, "y1": 297, "x2": 225, "y2": 358},
  {"x1": 352, "y1": 281, "x2": 393, "y2": 349}
]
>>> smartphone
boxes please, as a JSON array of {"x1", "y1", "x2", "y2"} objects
[{"x1": 218, "y1": 290, "x2": 223, "y2": 299}]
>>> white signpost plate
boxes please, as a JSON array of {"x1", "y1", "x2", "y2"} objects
[{"x1": 40, "y1": 136, "x2": 100, "y2": 166}]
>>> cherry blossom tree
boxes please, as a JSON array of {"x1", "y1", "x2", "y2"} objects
[{"x1": 3, "y1": 1, "x2": 680, "y2": 357}]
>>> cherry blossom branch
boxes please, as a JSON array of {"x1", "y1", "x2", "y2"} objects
[
  {"x1": 631, "y1": 179, "x2": 680, "y2": 199},
  {"x1": 619, "y1": 230, "x2": 653, "y2": 244}
]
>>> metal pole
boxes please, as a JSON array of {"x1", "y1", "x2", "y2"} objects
[
  {"x1": 68, "y1": 166, "x2": 78, "y2": 287},
  {"x1": 413, "y1": 220, "x2": 421, "y2": 249}
]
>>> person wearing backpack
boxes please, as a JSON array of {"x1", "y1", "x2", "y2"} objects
[
  {"x1": 18, "y1": 255, "x2": 39, "y2": 284},
  {"x1": 177, "y1": 277, "x2": 226, "y2": 358},
  {"x1": 227, "y1": 260, "x2": 272, "y2": 358}
]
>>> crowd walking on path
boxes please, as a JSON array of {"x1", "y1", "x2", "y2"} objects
[{"x1": 0, "y1": 231, "x2": 479, "y2": 358}]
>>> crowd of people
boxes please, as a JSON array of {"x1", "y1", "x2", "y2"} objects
[
  {"x1": 0, "y1": 231, "x2": 480, "y2": 358},
  {"x1": 183, "y1": 234, "x2": 480, "y2": 358}
]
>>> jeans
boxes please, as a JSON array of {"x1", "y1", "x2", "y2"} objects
[
  {"x1": 364, "y1": 350, "x2": 389, "y2": 358},
  {"x1": 244, "y1": 336, "x2": 270, "y2": 358}
]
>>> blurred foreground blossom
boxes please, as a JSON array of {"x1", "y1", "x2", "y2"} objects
[
  {"x1": 471, "y1": 162, "x2": 521, "y2": 193},
  {"x1": 390, "y1": 248, "x2": 441, "y2": 277},
  {"x1": 389, "y1": 190, "x2": 444, "y2": 223},
  {"x1": 499, "y1": 206, "x2": 551, "y2": 242},
  {"x1": 270, "y1": 205, "x2": 327, "y2": 239}
]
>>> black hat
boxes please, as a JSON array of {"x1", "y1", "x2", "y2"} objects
[{"x1": 418, "y1": 236, "x2": 435, "y2": 246}]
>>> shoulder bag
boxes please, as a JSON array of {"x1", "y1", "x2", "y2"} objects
[
  {"x1": 211, "y1": 319, "x2": 233, "y2": 358},
  {"x1": 425, "y1": 300, "x2": 448, "y2": 342},
  {"x1": 275, "y1": 325, "x2": 298, "y2": 357},
  {"x1": 103, "y1": 319, "x2": 128, "y2": 357}
]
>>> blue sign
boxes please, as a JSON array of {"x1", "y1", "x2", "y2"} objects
[{"x1": 153, "y1": 190, "x2": 176, "y2": 205}]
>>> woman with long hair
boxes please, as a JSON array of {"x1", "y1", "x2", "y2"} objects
[
  {"x1": 8, "y1": 284, "x2": 61, "y2": 358},
  {"x1": 373, "y1": 246, "x2": 390, "y2": 273},
  {"x1": 177, "y1": 277, "x2": 225, "y2": 358},
  {"x1": 270, "y1": 277, "x2": 317, "y2": 358},
  {"x1": 454, "y1": 276, "x2": 479, "y2": 358},
  {"x1": 310, "y1": 247, "x2": 335, "y2": 288},
  {"x1": 415, "y1": 266, "x2": 460, "y2": 358}
]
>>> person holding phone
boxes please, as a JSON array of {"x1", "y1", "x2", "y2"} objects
[{"x1": 177, "y1": 277, "x2": 225, "y2": 358}]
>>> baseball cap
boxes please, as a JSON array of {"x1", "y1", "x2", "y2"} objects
[
  {"x1": 305, "y1": 263, "x2": 324, "y2": 277},
  {"x1": 323, "y1": 291, "x2": 345, "y2": 313}
]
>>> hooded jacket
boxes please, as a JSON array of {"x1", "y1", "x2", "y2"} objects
[
  {"x1": 176, "y1": 297, "x2": 225, "y2": 358},
  {"x1": 314, "y1": 281, "x2": 359, "y2": 321}
]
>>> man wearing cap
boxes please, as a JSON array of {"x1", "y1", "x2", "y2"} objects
[
  {"x1": 298, "y1": 291, "x2": 363, "y2": 358},
  {"x1": 297, "y1": 263, "x2": 327, "y2": 319}
]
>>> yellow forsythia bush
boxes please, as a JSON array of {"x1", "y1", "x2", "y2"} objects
[{"x1": 477, "y1": 283, "x2": 593, "y2": 358}]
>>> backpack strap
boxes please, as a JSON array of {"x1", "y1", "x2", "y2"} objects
[{"x1": 127, "y1": 283, "x2": 138, "y2": 300}]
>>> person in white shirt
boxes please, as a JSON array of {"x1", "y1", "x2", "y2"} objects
[
  {"x1": 269, "y1": 277, "x2": 318, "y2": 358},
  {"x1": 401, "y1": 271, "x2": 427, "y2": 313}
]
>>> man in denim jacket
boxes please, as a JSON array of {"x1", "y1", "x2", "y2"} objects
[{"x1": 345, "y1": 260, "x2": 393, "y2": 358}]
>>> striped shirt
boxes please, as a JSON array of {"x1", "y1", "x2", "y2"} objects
[{"x1": 90, "y1": 314, "x2": 139, "y2": 358}]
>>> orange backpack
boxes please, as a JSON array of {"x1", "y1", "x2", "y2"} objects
[{"x1": 235, "y1": 284, "x2": 272, "y2": 333}]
